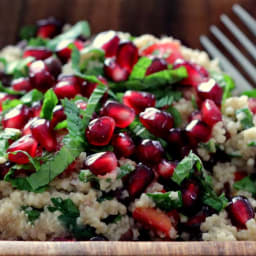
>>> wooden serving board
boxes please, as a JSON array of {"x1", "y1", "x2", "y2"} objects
[{"x1": 0, "y1": 241, "x2": 256, "y2": 256}]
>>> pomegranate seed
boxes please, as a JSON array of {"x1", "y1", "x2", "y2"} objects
[
  {"x1": 80, "y1": 81, "x2": 98, "y2": 98},
  {"x1": 139, "y1": 107, "x2": 174, "y2": 138},
  {"x1": 0, "y1": 71, "x2": 12, "y2": 86},
  {"x1": 234, "y1": 171, "x2": 247, "y2": 182},
  {"x1": 29, "y1": 60, "x2": 55, "y2": 92},
  {"x1": 51, "y1": 105, "x2": 66, "y2": 127},
  {"x1": 111, "y1": 132, "x2": 135, "y2": 157},
  {"x1": 2, "y1": 104, "x2": 29, "y2": 129},
  {"x1": 155, "y1": 159, "x2": 176, "y2": 179},
  {"x1": 0, "y1": 161, "x2": 12, "y2": 180},
  {"x1": 22, "y1": 117, "x2": 39, "y2": 135},
  {"x1": 126, "y1": 163, "x2": 154, "y2": 197},
  {"x1": 75, "y1": 99, "x2": 87, "y2": 110},
  {"x1": 7, "y1": 135, "x2": 38, "y2": 164},
  {"x1": 102, "y1": 35, "x2": 120, "y2": 57},
  {"x1": 0, "y1": 93, "x2": 15, "y2": 111},
  {"x1": 44, "y1": 56, "x2": 62, "y2": 78},
  {"x1": 85, "y1": 151, "x2": 117, "y2": 176},
  {"x1": 248, "y1": 98, "x2": 256, "y2": 114},
  {"x1": 145, "y1": 58, "x2": 168, "y2": 76},
  {"x1": 186, "y1": 120, "x2": 211, "y2": 144},
  {"x1": 173, "y1": 60, "x2": 209, "y2": 87},
  {"x1": 116, "y1": 42, "x2": 138, "y2": 72},
  {"x1": 123, "y1": 91, "x2": 156, "y2": 114},
  {"x1": 29, "y1": 101, "x2": 42, "y2": 118},
  {"x1": 56, "y1": 39, "x2": 84, "y2": 63},
  {"x1": 30, "y1": 118, "x2": 57, "y2": 152},
  {"x1": 37, "y1": 17, "x2": 62, "y2": 38},
  {"x1": 182, "y1": 179, "x2": 200, "y2": 208},
  {"x1": 136, "y1": 139, "x2": 164, "y2": 165},
  {"x1": 201, "y1": 99, "x2": 222, "y2": 127},
  {"x1": 188, "y1": 110, "x2": 202, "y2": 122},
  {"x1": 11, "y1": 77, "x2": 32, "y2": 92},
  {"x1": 185, "y1": 212, "x2": 207, "y2": 230},
  {"x1": 197, "y1": 79, "x2": 223, "y2": 106},
  {"x1": 54, "y1": 75, "x2": 81, "y2": 99},
  {"x1": 228, "y1": 196, "x2": 254, "y2": 228},
  {"x1": 86, "y1": 116, "x2": 115, "y2": 146},
  {"x1": 23, "y1": 47, "x2": 52, "y2": 60},
  {"x1": 100, "y1": 100, "x2": 135, "y2": 128},
  {"x1": 104, "y1": 58, "x2": 129, "y2": 82},
  {"x1": 167, "y1": 128, "x2": 186, "y2": 147}
]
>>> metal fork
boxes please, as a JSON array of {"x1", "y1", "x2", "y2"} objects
[{"x1": 200, "y1": 4, "x2": 256, "y2": 93}]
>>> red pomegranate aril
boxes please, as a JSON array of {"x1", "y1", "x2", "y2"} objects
[
  {"x1": 0, "y1": 93, "x2": 15, "y2": 111},
  {"x1": 111, "y1": 132, "x2": 135, "y2": 157},
  {"x1": 100, "y1": 100, "x2": 135, "y2": 128},
  {"x1": 81, "y1": 81, "x2": 97, "y2": 98},
  {"x1": 86, "y1": 116, "x2": 115, "y2": 146},
  {"x1": 56, "y1": 39, "x2": 84, "y2": 63},
  {"x1": 22, "y1": 117, "x2": 39, "y2": 135},
  {"x1": 234, "y1": 171, "x2": 247, "y2": 182},
  {"x1": 104, "y1": 58, "x2": 129, "y2": 82},
  {"x1": 7, "y1": 135, "x2": 38, "y2": 164},
  {"x1": 29, "y1": 101, "x2": 42, "y2": 118},
  {"x1": 155, "y1": 159, "x2": 176, "y2": 179},
  {"x1": 145, "y1": 58, "x2": 168, "y2": 76},
  {"x1": 0, "y1": 161, "x2": 12, "y2": 180},
  {"x1": 188, "y1": 110, "x2": 202, "y2": 122},
  {"x1": 197, "y1": 79, "x2": 223, "y2": 106},
  {"x1": 23, "y1": 47, "x2": 52, "y2": 60},
  {"x1": 123, "y1": 91, "x2": 156, "y2": 114},
  {"x1": 182, "y1": 180, "x2": 200, "y2": 208},
  {"x1": 51, "y1": 105, "x2": 66, "y2": 127},
  {"x1": 116, "y1": 42, "x2": 138, "y2": 71},
  {"x1": 201, "y1": 99, "x2": 222, "y2": 127},
  {"x1": 2, "y1": 104, "x2": 29, "y2": 129},
  {"x1": 173, "y1": 60, "x2": 209, "y2": 87},
  {"x1": 54, "y1": 76, "x2": 81, "y2": 99},
  {"x1": 102, "y1": 35, "x2": 120, "y2": 57},
  {"x1": 30, "y1": 118, "x2": 57, "y2": 152},
  {"x1": 75, "y1": 99, "x2": 87, "y2": 110},
  {"x1": 11, "y1": 77, "x2": 32, "y2": 92},
  {"x1": 126, "y1": 163, "x2": 154, "y2": 197},
  {"x1": 136, "y1": 139, "x2": 164, "y2": 165},
  {"x1": 85, "y1": 151, "x2": 117, "y2": 176},
  {"x1": 37, "y1": 17, "x2": 62, "y2": 38},
  {"x1": 248, "y1": 98, "x2": 256, "y2": 114},
  {"x1": 167, "y1": 128, "x2": 185, "y2": 146},
  {"x1": 29, "y1": 60, "x2": 55, "y2": 92},
  {"x1": 228, "y1": 196, "x2": 254, "y2": 229},
  {"x1": 44, "y1": 56, "x2": 62, "y2": 78},
  {"x1": 186, "y1": 120, "x2": 211, "y2": 144},
  {"x1": 139, "y1": 107, "x2": 174, "y2": 138},
  {"x1": 185, "y1": 212, "x2": 207, "y2": 230}
]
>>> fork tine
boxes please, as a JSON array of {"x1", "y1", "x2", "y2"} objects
[
  {"x1": 200, "y1": 35, "x2": 252, "y2": 92},
  {"x1": 233, "y1": 4, "x2": 256, "y2": 36},
  {"x1": 220, "y1": 14, "x2": 256, "y2": 61},
  {"x1": 210, "y1": 25, "x2": 256, "y2": 84}
]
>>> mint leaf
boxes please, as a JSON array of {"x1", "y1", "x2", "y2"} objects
[
  {"x1": 47, "y1": 21, "x2": 90, "y2": 51},
  {"x1": 242, "y1": 89, "x2": 256, "y2": 98},
  {"x1": 28, "y1": 37, "x2": 48, "y2": 47},
  {"x1": 129, "y1": 57, "x2": 152, "y2": 80},
  {"x1": 117, "y1": 163, "x2": 135, "y2": 179},
  {"x1": 20, "y1": 25, "x2": 37, "y2": 40},
  {"x1": 210, "y1": 71, "x2": 235, "y2": 103},
  {"x1": 248, "y1": 141, "x2": 256, "y2": 147},
  {"x1": 147, "y1": 191, "x2": 183, "y2": 211},
  {"x1": 129, "y1": 118, "x2": 154, "y2": 140},
  {"x1": 167, "y1": 106, "x2": 182, "y2": 128},
  {"x1": 0, "y1": 82, "x2": 24, "y2": 96},
  {"x1": 202, "y1": 191, "x2": 228, "y2": 212},
  {"x1": 236, "y1": 108, "x2": 254, "y2": 130},
  {"x1": 21, "y1": 206, "x2": 43, "y2": 223},
  {"x1": 172, "y1": 151, "x2": 202, "y2": 185},
  {"x1": 54, "y1": 120, "x2": 67, "y2": 130},
  {"x1": 6, "y1": 57, "x2": 34, "y2": 78},
  {"x1": 233, "y1": 176, "x2": 256, "y2": 195},
  {"x1": 40, "y1": 89, "x2": 58, "y2": 120},
  {"x1": 71, "y1": 44, "x2": 81, "y2": 72},
  {"x1": 155, "y1": 91, "x2": 182, "y2": 108}
]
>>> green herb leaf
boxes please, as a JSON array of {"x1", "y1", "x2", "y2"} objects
[
  {"x1": 47, "y1": 21, "x2": 90, "y2": 51},
  {"x1": 233, "y1": 176, "x2": 256, "y2": 195},
  {"x1": 156, "y1": 91, "x2": 182, "y2": 108},
  {"x1": 129, "y1": 57, "x2": 152, "y2": 80},
  {"x1": 236, "y1": 108, "x2": 254, "y2": 130},
  {"x1": 40, "y1": 89, "x2": 58, "y2": 120},
  {"x1": 242, "y1": 89, "x2": 256, "y2": 98},
  {"x1": 147, "y1": 191, "x2": 183, "y2": 211},
  {"x1": 172, "y1": 151, "x2": 202, "y2": 185},
  {"x1": 117, "y1": 163, "x2": 135, "y2": 179},
  {"x1": 203, "y1": 191, "x2": 228, "y2": 211},
  {"x1": 102, "y1": 214, "x2": 122, "y2": 224},
  {"x1": 71, "y1": 44, "x2": 81, "y2": 72},
  {"x1": 129, "y1": 118, "x2": 154, "y2": 140},
  {"x1": 248, "y1": 141, "x2": 256, "y2": 147},
  {"x1": 28, "y1": 37, "x2": 48, "y2": 47},
  {"x1": 210, "y1": 71, "x2": 235, "y2": 103},
  {"x1": 21, "y1": 206, "x2": 43, "y2": 223},
  {"x1": 167, "y1": 106, "x2": 182, "y2": 128},
  {"x1": 20, "y1": 25, "x2": 37, "y2": 40},
  {"x1": 54, "y1": 120, "x2": 67, "y2": 130},
  {"x1": 0, "y1": 82, "x2": 24, "y2": 96}
]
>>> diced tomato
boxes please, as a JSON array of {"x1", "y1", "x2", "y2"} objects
[
  {"x1": 133, "y1": 207, "x2": 174, "y2": 237},
  {"x1": 141, "y1": 42, "x2": 183, "y2": 64}
]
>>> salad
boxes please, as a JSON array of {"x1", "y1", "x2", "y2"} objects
[{"x1": 0, "y1": 17, "x2": 256, "y2": 241}]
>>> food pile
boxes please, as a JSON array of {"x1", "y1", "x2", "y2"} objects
[{"x1": 0, "y1": 18, "x2": 256, "y2": 241}]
